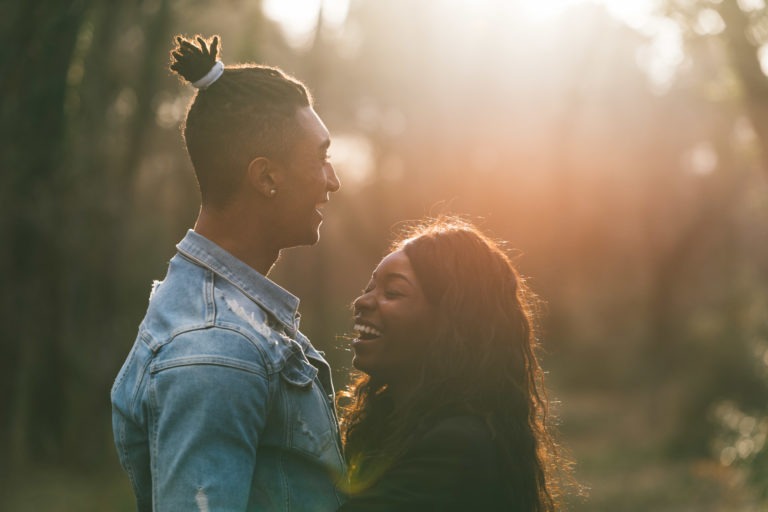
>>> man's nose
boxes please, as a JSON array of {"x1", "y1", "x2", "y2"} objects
[{"x1": 325, "y1": 163, "x2": 340, "y2": 192}]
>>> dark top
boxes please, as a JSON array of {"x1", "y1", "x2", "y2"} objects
[{"x1": 338, "y1": 415, "x2": 512, "y2": 512}]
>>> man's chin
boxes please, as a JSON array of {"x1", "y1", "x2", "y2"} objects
[
  {"x1": 279, "y1": 219, "x2": 323, "y2": 249},
  {"x1": 304, "y1": 227, "x2": 321, "y2": 246},
  {"x1": 288, "y1": 229, "x2": 321, "y2": 248}
]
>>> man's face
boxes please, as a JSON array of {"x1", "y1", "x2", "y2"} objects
[{"x1": 272, "y1": 106, "x2": 340, "y2": 248}]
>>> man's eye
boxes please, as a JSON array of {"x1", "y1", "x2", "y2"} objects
[{"x1": 384, "y1": 290, "x2": 403, "y2": 299}]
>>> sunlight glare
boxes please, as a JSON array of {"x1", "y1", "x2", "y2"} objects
[
  {"x1": 518, "y1": 0, "x2": 582, "y2": 22},
  {"x1": 682, "y1": 141, "x2": 718, "y2": 176},
  {"x1": 517, "y1": 0, "x2": 662, "y2": 28},
  {"x1": 329, "y1": 134, "x2": 375, "y2": 188},
  {"x1": 738, "y1": 0, "x2": 766, "y2": 12},
  {"x1": 264, "y1": 0, "x2": 684, "y2": 90},
  {"x1": 470, "y1": 0, "x2": 684, "y2": 91},
  {"x1": 262, "y1": 0, "x2": 321, "y2": 48},
  {"x1": 693, "y1": 8, "x2": 725, "y2": 36},
  {"x1": 594, "y1": 0, "x2": 685, "y2": 92},
  {"x1": 758, "y1": 44, "x2": 768, "y2": 77},
  {"x1": 262, "y1": 0, "x2": 350, "y2": 49},
  {"x1": 635, "y1": 17, "x2": 684, "y2": 93}
]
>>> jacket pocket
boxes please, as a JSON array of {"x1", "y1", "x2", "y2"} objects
[
  {"x1": 279, "y1": 348, "x2": 339, "y2": 462},
  {"x1": 279, "y1": 348, "x2": 318, "y2": 387}
]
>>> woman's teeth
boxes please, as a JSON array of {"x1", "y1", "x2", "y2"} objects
[{"x1": 354, "y1": 324, "x2": 382, "y2": 338}]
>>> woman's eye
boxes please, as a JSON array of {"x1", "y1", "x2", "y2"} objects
[{"x1": 384, "y1": 290, "x2": 403, "y2": 299}]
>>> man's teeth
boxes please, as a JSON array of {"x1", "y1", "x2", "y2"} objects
[{"x1": 354, "y1": 324, "x2": 382, "y2": 337}]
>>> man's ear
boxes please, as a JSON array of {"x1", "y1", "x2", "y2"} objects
[{"x1": 247, "y1": 156, "x2": 283, "y2": 198}]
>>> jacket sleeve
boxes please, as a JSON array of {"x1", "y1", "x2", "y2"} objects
[
  {"x1": 338, "y1": 416, "x2": 502, "y2": 512},
  {"x1": 149, "y1": 329, "x2": 270, "y2": 511}
]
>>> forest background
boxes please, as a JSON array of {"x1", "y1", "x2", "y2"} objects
[{"x1": 1, "y1": 0, "x2": 767, "y2": 510}]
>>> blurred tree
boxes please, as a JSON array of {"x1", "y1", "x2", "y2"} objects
[
  {"x1": 661, "y1": 0, "x2": 768, "y2": 167},
  {"x1": 60, "y1": 0, "x2": 171, "y2": 465},
  {"x1": 716, "y1": 0, "x2": 768, "y2": 170},
  {"x1": 0, "y1": 0, "x2": 171, "y2": 468},
  {"x1": 652, "y1": 0, "x2": 768, "y2": 497},
  {"x1": 0, "y1": 0, "x2": 92, "y2": 468},
  {"x1": 0, "y1": 1, "x2": 766, "y2": 508}
]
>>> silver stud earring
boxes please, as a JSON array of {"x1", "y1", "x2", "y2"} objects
[{"x1": 269, "y1": 189, "x2": 277, "y2": 196}]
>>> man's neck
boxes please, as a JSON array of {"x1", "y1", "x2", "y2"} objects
[{"x1": 193, "y1": 205, "x2": 279, "y2": 276}]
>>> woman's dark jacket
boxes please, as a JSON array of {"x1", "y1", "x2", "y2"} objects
[{"x1": 338, "y1": 414, "x2": 512, "y2": 511}]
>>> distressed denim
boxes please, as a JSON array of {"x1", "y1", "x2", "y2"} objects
[{"x1": 111, "y1": 230, "x2": 346, "y2": 511}]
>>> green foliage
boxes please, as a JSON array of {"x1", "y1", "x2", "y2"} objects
[
  {"x1": 1, "y1": 0, "x2": 767, "y2": 509},
  {"x1": 710, "y1": 317, "x2": 768, "y2": 504},
  {"x1": 712, "y1": 399, "x2": 768, "y2": 504}
]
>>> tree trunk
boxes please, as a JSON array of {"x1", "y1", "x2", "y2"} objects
[
  {"x1": 717, "y1": 2, "x2": 768, "y2": 175},
  {"x1": 0, "y1": 0, "x2": 91, "y2": 467}
]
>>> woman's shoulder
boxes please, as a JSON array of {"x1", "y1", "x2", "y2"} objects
[
  {"x1": 407, "y1": 413, "x2": 508, "y2": 507},
  {"x1": 412, "y1": 413, "x2": 497, "y2": 460},
  {"x1": 422, "y1": 413, "x2": 491, "y2": 438},
  {"x1": 340, "y1": 413, "x2": 508, "y2": 512}
]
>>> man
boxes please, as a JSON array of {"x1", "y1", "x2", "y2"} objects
[{"x1": 111, "y1": 35, "x2": 344, "y2": 511}]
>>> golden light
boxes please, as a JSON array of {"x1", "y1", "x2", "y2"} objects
[
  {"x1": 262, "y1": 0, "x2": 350, "y2": 49},
  {"x1": 263, "y1": 0, "x2": 679, "y2": 87},
  {"x1": 263, "y1": 0, "x2": 662, "y2": 33},
  {"x1": 261, "y1": 0, "x2": 684, "y2": 188},
  {"x1": 517, "y1": 0, "x2": 583, "y2": 22}
]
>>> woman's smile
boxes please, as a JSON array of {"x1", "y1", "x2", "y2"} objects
[
  {"x1": 350, "y1": 249, "x2": 435, "y2": 381},
  {"x1": 353, "y1": 320, "x2": 383, "y2": 341}
]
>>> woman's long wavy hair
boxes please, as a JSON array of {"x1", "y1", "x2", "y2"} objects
[{"x1": 339, "y1": 217, "x2": 570, "y2": 511}]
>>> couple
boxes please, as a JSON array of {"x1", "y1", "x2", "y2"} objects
[{"x1": 111, "y1": 35, "x2": 566, "y2": 511}]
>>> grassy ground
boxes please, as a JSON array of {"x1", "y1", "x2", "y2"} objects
[
  {"x1": 0, "y1": 465, "x2": 134, "y2": 512},
  {"x1": 561, "y1": 389, "x2": 761, "y2": 511},
  {"x1": 1, "y1": 389, "x2": 762, "y2": 511}
]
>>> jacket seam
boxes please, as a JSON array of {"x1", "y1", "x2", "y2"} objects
[
  {"x1": 150, "y1": 355, "x2": 268, "y2": 377},
  {"x1": 150, "y1": 323, "x2": 279, "y2": 373}
]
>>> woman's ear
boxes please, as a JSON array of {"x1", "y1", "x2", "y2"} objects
[{"x1": 247, "y1": 156, "x2": 282, "y2": 198}]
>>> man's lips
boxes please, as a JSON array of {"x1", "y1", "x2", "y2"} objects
[{"x1": 315, "y1": 201, "x2": 329, "y2": 219}]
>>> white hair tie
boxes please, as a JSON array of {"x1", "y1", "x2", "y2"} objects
[{"x1": 192, "y1": 60, "x2": 224, "y2": 90}]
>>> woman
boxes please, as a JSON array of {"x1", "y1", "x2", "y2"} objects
[{"x1": 339, "y1": 217, "x2": 569, "y2": 511}]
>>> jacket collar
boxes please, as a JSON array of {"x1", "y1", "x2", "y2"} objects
[{"x1": 176, "y1": 230, "x2": 300, "y2": 333}]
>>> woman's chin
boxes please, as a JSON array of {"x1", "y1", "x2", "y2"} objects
[
  {"x1": 351, "y1": 354, "x2": 379, "y2": 378},
  {"x1": 351, "y1": 354, "x2": 369, "y2": 373}
]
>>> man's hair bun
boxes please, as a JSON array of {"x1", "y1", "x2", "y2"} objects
[{"x1": 169, "y1": 35, "x2": 221, "y2": 84}]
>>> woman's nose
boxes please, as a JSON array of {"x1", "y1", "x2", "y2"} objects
[{"x1": 353, "y1": 291, "x2": 373, "y2": 313}]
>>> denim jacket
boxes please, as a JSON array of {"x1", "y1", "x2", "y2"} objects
[{"x1": 111, "y1": 230, "x2": 346, "y2": 511}]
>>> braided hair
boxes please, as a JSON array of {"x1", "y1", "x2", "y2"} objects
[{"x1": 169, "y1": 34, "x2": 312, "y2": 207}]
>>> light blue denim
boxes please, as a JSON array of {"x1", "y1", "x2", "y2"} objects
[{"x1": 111, "y1": 230, "x2": 346, "y2": 511}]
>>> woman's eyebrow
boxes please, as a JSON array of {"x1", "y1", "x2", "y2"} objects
[{"x1": 383, "y1": 272, "x2": 413, "y2": 286}]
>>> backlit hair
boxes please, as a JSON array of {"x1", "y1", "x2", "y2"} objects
[
  {"x1": 169, "y1": 34, "x2": 312, "y2": 207},
  {"x1": 340, "y1": 216, "x2": 573, "y2": 511}
]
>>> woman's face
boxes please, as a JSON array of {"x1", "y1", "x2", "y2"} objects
[{"x1": 352, "y1": 249, "x2": 435, "y2": 383}]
